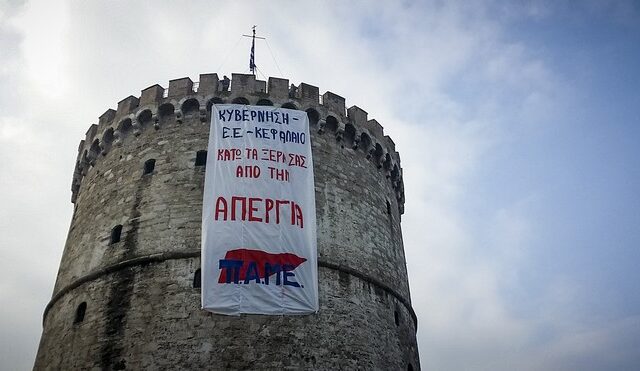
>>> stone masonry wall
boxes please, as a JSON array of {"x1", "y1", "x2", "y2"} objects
[{"x1": 34, "y1": 73, "x2": 418, "y2": 370}]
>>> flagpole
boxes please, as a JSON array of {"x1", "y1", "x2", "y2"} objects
[
  {"x1": 251, "y1": 26, "x2": 256, "y2": 75},
  {"x1": 243, "y1": 26, "x2": 265, "y2": 77}
]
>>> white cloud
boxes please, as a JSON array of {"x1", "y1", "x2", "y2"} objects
[{"x1": 1, "y1": 1, "x2": 637, "y2": 370}]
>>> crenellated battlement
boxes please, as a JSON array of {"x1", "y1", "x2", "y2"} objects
[
  {"x1": 71, "y1": 73, "x2": 405, "y2": 214},
  {"x1": 41, "y1": 72, "x2": 419, "y2": 370}
]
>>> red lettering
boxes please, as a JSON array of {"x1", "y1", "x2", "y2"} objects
[
  {"x1": 248, "y1": 197, "x2": 262, "y2": 222},
  {"x1": 275, "y1": 200, "x2": 290, "y2": 225},
  {"x1": 211, "y1": 196, "x2": 303, "y2": 228},
  {"x1": 246, "y1": 148, "x2": 258, "y2": 160},
  {"x1": 236, "y1": 165, "x2": 261, "y2": 178},
  {"x1": 214, "y1": 197, "x2": 228, "y2": 221},
  {"x1": 294, "y1": 203, "x2": 304, "y2": 228},
  {"x1": 286, "y1": 154, "x2": 306, "y2": 168},
  {"x1": 217, "y1": 148, "x2": 242, "y2": 161},
  {"x1": 231, "y1": 196, "x2": 247, "y2": 221},
  {"x1": 265, "y1": 198, "x2": 274, "y2": 223}
]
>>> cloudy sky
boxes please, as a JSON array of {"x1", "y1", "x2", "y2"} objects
[{"x1": 2, "y1": 0, "x2": 640, "y2": 369}]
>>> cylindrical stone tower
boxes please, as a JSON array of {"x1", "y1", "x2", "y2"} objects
[{"x1": 35, "y1": 73, "x2": 418, "y2": 370}]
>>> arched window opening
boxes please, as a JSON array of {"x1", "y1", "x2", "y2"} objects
[
  {"x1": 102, "y1": 128, "x2": 114, "y2": 145},
  {"x1": 306, "y1": 108, "x2": 320, "y2": 126},
  {"x1": 195, "y1": 150, "x2": 207, "y2": 167},
  {"x1": 384, "y1": 153, "x2": 392, "y2": 170},
  {"x1": 344, "y1": 124, "x2": 356, "y2": 148},
  {"x1": 359, "y1": 133, "x2": 372, "y2": 153},
  {"x1": 88, "y1": 139, "x2": 101, "y2": 166},
  {"x1": 256, "y1": 99, "x2": 273, "y2": 106},
  {"x1": 90, "y1": 139, "x2": 100, "y2": 152},
  {"x1": 387, "y1": 200, "x2": 392, "y2": 215},
  {"x1": 193, "y1": 269, "x2": 201, "y2": 288},
  {"x1": 232, "y1": 97, "x2": 250, "y2": 105},
  {"x1": 143, "y1": 158, "x2": 156, "y2": 175},
  {"x1": 374, "y1": 144, "x2": 384, "y2": 167},
  {"x1": 118, "y1": 118, "x2": 133, "y2": 134},
  {"x1": 394, "y1": 310, "x2": 400, "y2": 326},
  {"x1": 110, "y1": 225, "x2": 123, "y2": 244},
  {"x1": 158, "y1": 103, "x2": 175, "y2": 118},
  {"x1": 137, "y1": 109, "x2": 152, "y2": 126},
  {"x1": 408, "y1": 364, "x2": 414, "y2": 371},
  {"x1": 207, "y1": 97, "x2": 225, "y2": 112},
  {"x1": 99, "y1": 129, "x2": 113, "y2": 155},
  {"x1": 74, "y1": 302, "x2": 87, "y2": 324},
  {"x1": 326, "y1": 116, "x2": 339, "y2": 132},
  {"x1": 391, "y1": 165, "x2": 400, "y2": 181},
  {"x1": 81, "y1": 150, "x2": 89, "y2": 167},
  {"x1": 281, "y1": 102, "x2": 297, "y2": 110},
  {"x1": 181, "y1": 98, "x2": 200, "y2": 115}
]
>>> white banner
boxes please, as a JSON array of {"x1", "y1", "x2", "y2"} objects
[{"x1": 201, "y1": 104, "x2": 318, "y2": 315}]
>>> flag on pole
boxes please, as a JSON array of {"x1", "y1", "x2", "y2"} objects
[{"x1": 249, "y1": 32, "x2": 256, "y2": 74}]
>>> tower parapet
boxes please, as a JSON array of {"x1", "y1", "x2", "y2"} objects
[
  {"x1": 72, "y1": 74, "x2": 405, "y2": 212},
  {"x1": 37, "y1": 73, "x2": 418, "y2": 370}
]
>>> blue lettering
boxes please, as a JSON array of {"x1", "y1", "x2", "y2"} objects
[
  {"x1": 219, "y1": 259, "x2": 243, "y2": 283},
  {"x1": 264, "y1": 263, "x2": 282, "y2": 286},
  {"x1": 244, "y1": 261, "x2": 260, "y2": 284},
  {"x1": 282, "y1": 264, "x2": 300, "y2": 287},
  {"x1": 255, "y1": 127, "x2": 267, "y2": 138}
]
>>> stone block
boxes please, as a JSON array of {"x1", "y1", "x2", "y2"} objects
[
  {"x1": 268, "y1": 77, "x2": 289, "y2": 100},
  {"x1": 168, "y1": 77, "x2": 194, "y2": 98},
  {"x1": 365, "y1": 119, "x2": 384, "y2": 138},
  {"x1": 322, "y1": 91, "x2": 345, "y2": 116},
  {"x1": 140, "y1": 85, "x2": 164, "y2": 106},
  {"x1": 99, "y1": 109, "x2": 116, "y2": 127},
  {"x1": 300, "y1": 83, "x2": 319, "y2": 105},
  {"x1": 347, "y1": 106, "x2": 368, "y2": 127},
  {"x1": 230, "y1": 73, "x2": 255, "y2": 96},
  {"x1": 198, "y1": 73, "x2": 219, "y2": 95},
  {"x1": 117, "y1": 96, "x2": 140, "y2": 116}
]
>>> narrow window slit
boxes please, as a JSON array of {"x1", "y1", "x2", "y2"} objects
[
  {"x1": 74, "y1": 302, "x2": 87, "y2": 323},
  {"x1": 110, "y1": 225, "x2": 122, "y2": 244},
  {"x1": 143, "y1": 159, "x2": 156, "y2": 174},
  {"x1": 195, "y1": 151, "x2": 207, "y2": 167},
  {"x1": 193, "y1": 269, "x2": 201, "y2": 288}
]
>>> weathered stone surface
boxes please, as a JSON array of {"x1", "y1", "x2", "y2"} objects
[{"x1": 35, "y1": 73, "x2": 417, "y2": 370}]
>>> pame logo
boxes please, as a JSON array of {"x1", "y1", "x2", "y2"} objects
[{"x1": 218, "y1": 248, "x2": 306, "y2": 287}]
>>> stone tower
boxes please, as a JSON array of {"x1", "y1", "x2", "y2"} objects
[{"x1": 34, "y1": 73, "x2": 419, "y2": 370}]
